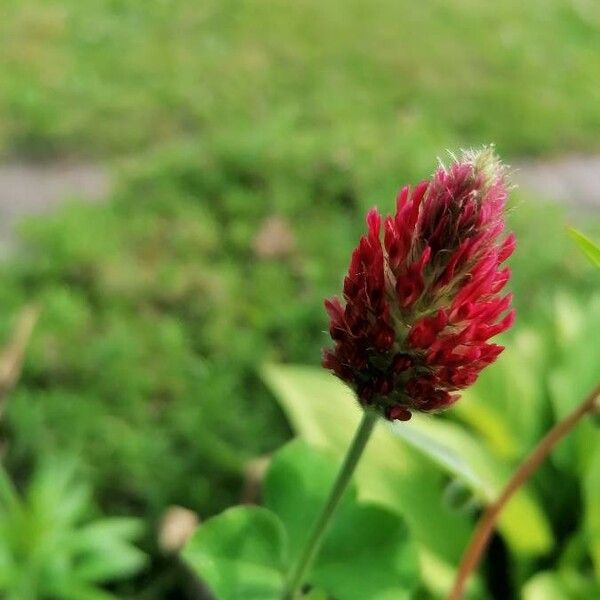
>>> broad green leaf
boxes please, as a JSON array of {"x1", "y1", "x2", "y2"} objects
[
  {"x1": 262, "y1": 363, "x2": 473, "y2": 597},
  {"x1": 452, "y1": 392, "x2": 519, "y2": 460},
  {"x1": 303, "y1": 591, "x2": 329, "y2": 600},
  {"x1": 548, "y1": 287, "x2": 600, "y2": 558},
  {"x1": 522, "y1": 572, "x2": 571, "y2": 600},
  {"x1": 263, "y1": 440, "x2": 353, "y2": 564},
  {"x1": 455, "y1": 330, "x2": 547, "y2": 457},
  {"x1": 567, "y1": 227, "x2": 600, "y2": 268},
  {"x1": 74, "y1": 541, "x2": 147, "y2": 583},
  {"x1": 74, "y1": 518, "x2": 147, "y2": 582},
  {"x1": 522, "y1": 570, "x2": 600, "y2": 600},
  {"x1": 76, "y1": 517, "x2": 144, "y2": 543},
  {"x1": 182, "y1": 506, "x2": 287, "y2": 600},
  {"x1": 584, "y1": 445, "x2": 600, "y2": 576},
  {"x1": 55, "y1": 583, "x2": 118, "y2": 600},
  {"x1": 549, "y1": 294, "x2": 600, "y2": 476},
  {"x1": 392, "y1": 415, "x2": 553, "y2": 554},
  {"x1": 391, "y1": 417, "x2": 482, "y2": 493},
  {"x1": 316, "y1": 504, "x2": 415, "y2": 600},
  {"x1": 418, "y1": 547, "x2": 483, "y2": 599},
  {"x1": 264, "y1": 440, "x2": 418, "y2": 600}
]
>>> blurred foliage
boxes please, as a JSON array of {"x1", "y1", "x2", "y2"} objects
[
  {"x1": 0, "y1": 458, "x2": 145, "y2": 599},
  {"x1": 0, "y1": 0, "x2": 599, "y2": 597},
  {"x1": 1, "y1": 1, "x2": 600, "y2": 159},
  {"x1": 568, "y1": 228, "x2": 600, "y2": 268}
]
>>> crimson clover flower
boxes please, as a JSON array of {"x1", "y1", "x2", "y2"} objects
[{"x1": 323, "y1": 148, "x2": 516, "y2": 421}]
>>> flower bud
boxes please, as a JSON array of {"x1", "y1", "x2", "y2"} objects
[{"x1": 322, "y1": 148, "x2": 515, "y2": 420}]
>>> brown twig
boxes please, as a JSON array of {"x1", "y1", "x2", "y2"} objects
[
  {"x1": 0, "y1": 305, "x2": 40, "y2": 416},
  {"x1": 448, "y1": 381, "x2": 600, "y2": 600},
  {"x1": 240, "y1": 454, "x2": 271, "y2": 505}
]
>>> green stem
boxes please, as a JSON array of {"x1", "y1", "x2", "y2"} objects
[{"x1": 282, "y1": 410, "x2": 379, "y2": 600}]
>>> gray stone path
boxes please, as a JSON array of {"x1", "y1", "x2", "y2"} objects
[
  {"x1": 513, "y1": 155, "x2": 600, "y2": 213},
  {"x1": 0, "y1": 163, "x2": 110, "y2": 254},
  {"x1": 0, "y1": 155, "x2": 598, "y2": 254}
]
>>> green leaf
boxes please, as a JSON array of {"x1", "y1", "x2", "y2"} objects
[
  {"x1": 391, "y1": 417, "x2": 483, "y2": 493},
  {"x1": 182, "y1": 506, "x2": 287, "y2": 600},
  {"x1": 454, "y1": 330, "x2": 547, "y2": 457},
  {"x1": 522, "y1": 570, "x2": 600, "y2": 600},
  {"x1": 452, "y1": 392, "x2": 519, "y2": 460},
  {"x1": 567, "y1": 227, "x2": 600, "y2": 268},
  {"x1": 548, "y1": 291, "x2": 600, "y2": 576},
  {"x1": 264, "y1": 440, "x2": 418, "y2": 600},
  {"x1": 549, "y1": 295, "x2": 600, "y2": 472},
  {"x1": 263, "y1": 439, "x2": 351, "y2": 565},
  {"x1": 315, "y1": 504, "x2": 416, "y2": 600},
  {"x1": 262, "y1": 363, "x2": 474, "y2": 597},
  {"x1": 391, "y1": 414, "x2": 553, "y2": 554},
  {"x1": 74, "y1": 542, "x2": 147, "y2": 583},
  {"x1": 302, "y1": 591, "x2": 329, "y2": 600},
  {"x1": 53, "y1": 582, "x2": 118, "y2": 600},
  {"x1": 523, "y1": 572, "x2": 571, "y2": 600},
  {"x1": 73, "y1": 518, "x2": 147, "y2": 582},
  {"x1": 77, "y1": 517, "x2": 145, "y2": 542}
]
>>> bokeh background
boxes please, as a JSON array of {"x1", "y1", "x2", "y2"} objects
[{"x1": 0, "y1": 1, "x2": 599, "y2": 598}]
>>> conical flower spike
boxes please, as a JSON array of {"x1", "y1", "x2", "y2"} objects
[{"x1": 323, "y1": 148, "x2": 516, "y2": 420}]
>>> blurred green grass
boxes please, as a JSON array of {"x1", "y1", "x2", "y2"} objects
[{"x1": 1, "y1": 0, "x2": 600, "y2": 158}]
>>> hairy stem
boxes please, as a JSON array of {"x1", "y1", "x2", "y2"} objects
[
  {"x1": 282, "y1": 410, "x2": 378, "y2": 600},
  {"x1": 448, "y1": 381, "x2": 600, "y2": 600}
]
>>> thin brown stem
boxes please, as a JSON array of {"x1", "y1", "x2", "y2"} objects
[
  {"x1": 0, "y1": 305, "x2": 40, "y2": 414},
  {"x1": 448, "y1": 381, "x2": 600, "y2": 600}
]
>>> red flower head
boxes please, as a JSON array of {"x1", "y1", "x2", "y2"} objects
[{"x1": 323, "y1": 148, "x2": 516, "y2": 421}]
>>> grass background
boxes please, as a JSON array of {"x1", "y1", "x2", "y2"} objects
[{"x1": 1, "y1": 0, "x2": 600, "y2": 160}]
